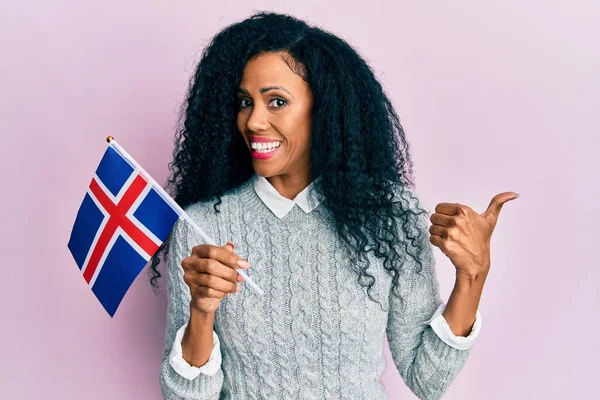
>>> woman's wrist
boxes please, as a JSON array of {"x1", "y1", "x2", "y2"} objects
[{"x1": 189, "y1": 302, "x2": 216, "y2": 326}]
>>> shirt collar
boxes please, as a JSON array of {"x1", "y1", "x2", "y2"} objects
[{"x1": 252, "y1": 173, "x2": 324, "y2": 219}]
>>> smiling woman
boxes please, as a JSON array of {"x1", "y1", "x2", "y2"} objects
[
  {"x1": 236, "y1": 52, "x2": 314, "y2": 197},
  {"x1": 151, "y1": 11, "x2": 482, "y2": 400}
]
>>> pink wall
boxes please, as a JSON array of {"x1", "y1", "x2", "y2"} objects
[{"x1": 2, "y1": 1, "x2": 598, "y2": 398}]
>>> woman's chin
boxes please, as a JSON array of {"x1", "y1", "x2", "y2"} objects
[{"x1": 252, "y1": 164, "x2": 278, "y2": 177}]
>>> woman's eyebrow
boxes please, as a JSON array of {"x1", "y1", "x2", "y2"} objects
[{"x1": 237, "y1": 86, "x2": 295, "y2": 99}]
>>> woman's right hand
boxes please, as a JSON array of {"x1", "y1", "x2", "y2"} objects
[{"x1": 181, "y1": 241, "x2": 250, "y2": 315}]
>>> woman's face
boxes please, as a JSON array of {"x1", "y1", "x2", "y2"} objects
[{"x1": 236, "y1": 52, "x2": 313, "y2": 181}]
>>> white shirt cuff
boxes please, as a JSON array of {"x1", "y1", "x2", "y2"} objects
[
  {"x1": 168, "y1": 322, "x2": 222, "y2": 380},
  {"x1": 427, "y1": 303, "x2": 482, "y2": 350}
]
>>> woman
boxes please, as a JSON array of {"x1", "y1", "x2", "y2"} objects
[{"x1": 151, "y1": 11, "x2": 517, "y2": 400}]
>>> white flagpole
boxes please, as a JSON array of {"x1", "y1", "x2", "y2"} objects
[{"x1": 106, "y1": 136, "x2": 264, "y2": 296}]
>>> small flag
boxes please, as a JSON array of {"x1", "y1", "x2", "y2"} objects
[{"x1": 67, "y1": 138, "x2": 180, "y2": 317}]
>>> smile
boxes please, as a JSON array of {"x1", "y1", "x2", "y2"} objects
[
  {"x1": 250, "y1": 141, "x2": 282, "y2": 152},
  {"x1": 249, "y1": 140, "x2": 282, "y2": 160}
]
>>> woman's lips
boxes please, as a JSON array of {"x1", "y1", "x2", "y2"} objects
[
  {"x1": 247, "y1": 136, "x2": 282, "y2": 160},
  {"x1": 251, "y1": 144, "x2": 281, "y2": 160}
]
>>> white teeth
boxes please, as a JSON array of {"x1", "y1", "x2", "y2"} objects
[{"x1": 250, "y1": 141, "x2": 281, "y2": 151}]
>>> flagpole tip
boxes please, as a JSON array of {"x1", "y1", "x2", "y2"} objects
[{"x1": 106, "y1": 136, "x2": 114, "y2": 143}]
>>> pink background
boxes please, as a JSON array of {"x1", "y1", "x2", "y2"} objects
[{"x1": 2, "y1": 1, "x2": 598, "y2": 398}]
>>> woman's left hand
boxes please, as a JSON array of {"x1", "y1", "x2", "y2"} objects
[{"x1": 428, "y1": 192, "x2": 519, "y2": 281}]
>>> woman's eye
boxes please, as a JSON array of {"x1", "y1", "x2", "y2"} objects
[
  {"x1": 239, "y1": 98, "x2": 252, "y2": 108},
  {"x1": 269, "y1": 97, "x2": 287, "y2": 108}
]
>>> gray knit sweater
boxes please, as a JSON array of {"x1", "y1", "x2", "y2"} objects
[{"x1": 159, "y1": 178, "x2": 473, "y2": 400}]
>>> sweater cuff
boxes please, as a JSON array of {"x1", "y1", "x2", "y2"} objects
[
  {"x1": 427, "y1": 303, "x2": 482, "y2": 351},
  {"x1": 169, "y1": 322, "x2": 222, "y2": 380}
]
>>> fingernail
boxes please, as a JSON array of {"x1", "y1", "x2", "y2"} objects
[
  {"x1": 236, "y1": 285, "x2": 242, "y2": 292},
  {"x1": 237, "y1": 274, "x2": 245, "y2": 282},
  {"x1": 237, "y1": 259, "x2": 250, "y2": 268}
]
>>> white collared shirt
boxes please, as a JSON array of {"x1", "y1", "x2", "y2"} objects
[
  {"x1": 252, "y1": 173, "x2": 324, "y2": 218},
  {"x1": 169, "y1": 174, "x2": 482, "y2": 380}
]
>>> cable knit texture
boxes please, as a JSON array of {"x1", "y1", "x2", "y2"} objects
[{"x1": 159, "y1": 178, "x2": 474, "y2": 400}]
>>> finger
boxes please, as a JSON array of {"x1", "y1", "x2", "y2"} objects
[
  {"x1": 192, "y1": 285, "x2": 230, "y2": 300},
  {"x1": 429, "y1": 224, "x2": 447, "y2": 238},
  {"x1": 429, "y1": 234, "x2": 444, "y2": 250},
  {"x1": 194, "y1": 273, "x2": 240, "y2": 293},
  {"x1": 190, "y1": 258, "x2": 243, "y2": 283},
  {"x1": 191, "y1": 244, "x2": 250, "y2": 269},
  {"x1": 434, "y1": 202, "x2": 461, "y2": 216},
  {"x1": 204, "y1": 258, "x2": 245, "y2": 283},
  {"x1": 430, "y1": 213, "x2": 454, "y2": 227}
]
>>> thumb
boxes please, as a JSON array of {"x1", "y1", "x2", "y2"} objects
[{"x1": 482, "y1": 192, "x2": 519, "y2": 227}]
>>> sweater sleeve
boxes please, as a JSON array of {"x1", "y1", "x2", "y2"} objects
[
  {"x1": 159, "y1": 217, "x2": 224, "y2": 400},
  {"x1": 385, "y1": 200, "x2": 475, "y2": 400}
]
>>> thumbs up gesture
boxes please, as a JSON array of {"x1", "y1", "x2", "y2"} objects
[{"x1": 429, "y1": 192, "x2": 519, "y2": 282}]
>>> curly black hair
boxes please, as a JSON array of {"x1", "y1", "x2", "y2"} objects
[{"x1": 149, "y1": 11, "x2": 431, "y2": 309}]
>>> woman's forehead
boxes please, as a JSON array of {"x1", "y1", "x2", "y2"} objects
[{"x1": 240, "y1": 53, "x2": 309, "y2": 93}]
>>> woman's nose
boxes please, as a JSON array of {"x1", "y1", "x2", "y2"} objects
[{"x1": 246, "y1": 106, "x2": 270, "y2": 132}]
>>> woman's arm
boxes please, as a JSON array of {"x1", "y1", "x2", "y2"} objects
[
  {"x1": 159, "y1": 218, "x2": 224, "y2": 400},
  {"x1": 386, "y1": 208, "x2": 476, "y2": 400}
]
